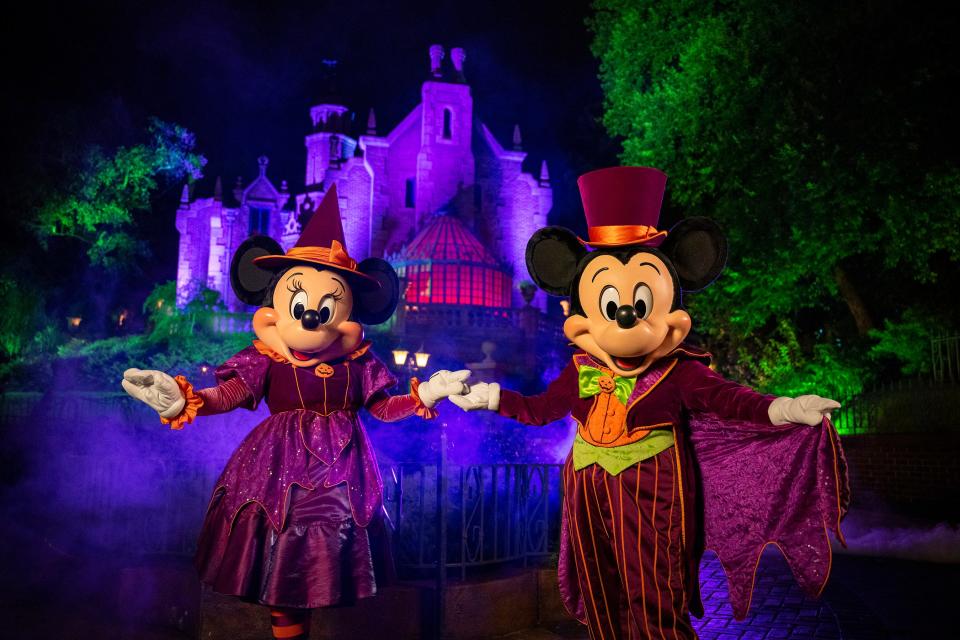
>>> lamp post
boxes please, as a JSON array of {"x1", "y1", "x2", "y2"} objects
[
  {"x1": 391, "y1": 345, "x2": 431, "y2": 379},
  {"x1": 391, "y1": 343, "x2": 444, "y2": 637}
]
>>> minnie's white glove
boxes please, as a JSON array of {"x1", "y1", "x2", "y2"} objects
[
  {"x1": 121, "y1": 368, "x2": 186, "y2": 418},
  {"x1": 768, "y1": 394, "x2": 840, "y2": 426},
  {"x1": 449, "y1": 382, "x2": 500, "y2": 412},
  {"x1": 416, "y1": 369, "x2": 472, "y2": 408}
]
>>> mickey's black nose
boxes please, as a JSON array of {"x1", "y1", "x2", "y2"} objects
[
  {"x1": 615, "y1": 305, "x2": 638, "y2": 329},
  {"x1": 301, "y1": 309, "x2": 321, "y2": 330}
]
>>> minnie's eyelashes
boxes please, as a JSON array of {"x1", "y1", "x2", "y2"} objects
[{"x1": 286, "y1": 277, "x2": 305, "y2": 294}]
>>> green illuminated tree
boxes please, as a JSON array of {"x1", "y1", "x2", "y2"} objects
[
  {"x1": 589, "y1": 0, "x2": 960, "y2": 396},
  {"x1": 33, "y1": 118, "x2": 206, "y2": 270}
]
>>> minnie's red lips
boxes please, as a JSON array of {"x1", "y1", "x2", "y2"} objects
[
  {"x1": 291, "y1": 349, "x2": 318, "y2": 361},
  {"x1": 612, "y1": 355, "x2": 644, "y2": 371}
]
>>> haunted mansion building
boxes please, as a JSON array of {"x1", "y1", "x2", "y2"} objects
[{"x1": 174, "y1": 45, "x2": 561, "y2": 383}]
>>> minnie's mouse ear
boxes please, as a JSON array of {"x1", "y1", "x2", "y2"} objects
[
  {"x1": 352, "y1": 258, "x2": 399, "y2": 325},
  {"x1": 230, "y1": 235, "x2": 284, "y2": 305}
]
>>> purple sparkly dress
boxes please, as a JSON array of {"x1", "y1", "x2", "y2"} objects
[{"x1": 191, "y1": 341, "x2": 416, "y2": 608}]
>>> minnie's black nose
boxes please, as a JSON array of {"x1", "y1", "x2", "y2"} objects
[
  {"x1": 301, "y1": 309, "x2": 320, "y2": 330},
  {"x1": 615, "y1": 305, "x2": 638, "y2": 329}
]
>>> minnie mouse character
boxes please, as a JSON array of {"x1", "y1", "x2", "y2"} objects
[
  {"x1": 452, "y1": 167, "x2": 849, "y2": 639},
  {"x1": 121, "y1": 185, "x2": 467, "y2": 640}
]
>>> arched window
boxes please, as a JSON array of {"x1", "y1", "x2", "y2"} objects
[{"x1": 442, "y1": 108, "x2": 452, "y2": 140}]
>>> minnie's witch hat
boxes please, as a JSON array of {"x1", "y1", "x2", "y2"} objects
[{"x1": 251, "y1": 184, "x2": 375, "y2": 284}]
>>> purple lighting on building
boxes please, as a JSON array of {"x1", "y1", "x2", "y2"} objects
[{"x1": 174, "y1": 44, "x2": 552, "y2": 313}]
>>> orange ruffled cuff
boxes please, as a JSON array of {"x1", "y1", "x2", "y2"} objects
[
  {"x1": 409, "y1": 377, "x2": 439, "y2": 420},
  {"x1": 159, "y1": 375, "x2": 205, "y2": 430}
]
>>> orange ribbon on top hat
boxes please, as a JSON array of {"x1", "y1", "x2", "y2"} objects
[{"x1": 577, "y1": 166, "x2": 670, "y2": 248}]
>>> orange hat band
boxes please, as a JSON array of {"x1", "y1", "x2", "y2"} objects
[
  {"x1": 586, "y1": 225, "x2": 668, "y2": 246},
  {"x1": 285, "y1": 240, "x2": 357, "y2": 270}
]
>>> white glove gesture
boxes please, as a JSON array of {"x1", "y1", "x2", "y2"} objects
[
  {"x1": 416, "y1": 369, "x2": 472, "y2": 408},
  {"x1": 449, "y1": 382, "x2": 500, "y2": 412},
  {"x1": 768, "y1": 394, "x2": 840, "y2": 426},
  {"x1": 121, "y1": 368, "x2": 186, "y2": 418}
]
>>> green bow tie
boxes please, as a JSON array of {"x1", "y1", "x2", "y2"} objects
[{"x1": 578, "y1": 365, "x2": 637, "y2": 405}]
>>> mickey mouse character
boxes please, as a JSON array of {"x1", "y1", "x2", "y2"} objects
[
  {"x1": 453, "y1": 167, "x2": 849, "y2": 639},
  {"x1": 121, "y1": 185, "x2": 467, "y2": 640}
]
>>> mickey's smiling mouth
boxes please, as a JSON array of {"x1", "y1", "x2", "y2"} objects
[
  {"x1": 611, "y1": 355, "x2": 645, "y2": 371},
  {"x1": 290, "y1": 349, "x2": 320, "y2": 361}
]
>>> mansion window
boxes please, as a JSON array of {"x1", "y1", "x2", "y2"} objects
[{"x1": 249, "y1": 206, "x2": 271, "y2": 235}]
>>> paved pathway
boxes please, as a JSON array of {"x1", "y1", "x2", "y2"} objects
[{"x1": 510, "y1": 550, "x2": 899, "y2": 639}]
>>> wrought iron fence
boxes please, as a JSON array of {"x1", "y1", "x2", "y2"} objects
[
  {"x1": 383, "y1": 461, "x2": 563, "y2": 579},
  {"x1": 829, "y1": 335, "x2": 960, "y2": 436},
  {"x1": 830, "y1": 377, "x2": 955, "y2": 435},
  {"x1": 932, "y1": 334, "x2": 960, "y2": 384}
]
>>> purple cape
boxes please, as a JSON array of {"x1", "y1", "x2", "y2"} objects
[{"x1": 558, "y1": 413, "x2": 849, "y2": 621}]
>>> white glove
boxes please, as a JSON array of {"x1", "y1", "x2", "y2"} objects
[
  {"x1": 768, "y1": 394, "x2": 840, "y2": 426},
  {"x1": 416, "y1": 369, "x2": 471, "y2": 408},
  {"x1": 122, "y1": 368, "x2": 186, "y2": 418},
  {"x1": 449, "y1": 382, "x2": 500, "y2": 412}
]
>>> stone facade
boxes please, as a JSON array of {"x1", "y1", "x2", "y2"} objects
[{"x1": 176, "y1": 45, "x2": 552, "y2": 312}]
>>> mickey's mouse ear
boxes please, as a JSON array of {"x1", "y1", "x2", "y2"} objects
[
  {"x1": 230, "y1": 235, "x2": 284, "y2": 305},
  {"x1": 352, "y1": 258, "x2": 399, "y2": 325},
  {"x1": 660, "y1": 217, "x2": 728, "y2": 291},
  {"x1": 525, "y1": 226, "x2": 588, "y2": 296}
]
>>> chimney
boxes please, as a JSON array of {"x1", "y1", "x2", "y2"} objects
[
  {"x1": 429, "y1": 44, "x2": 444, "y2": 77},
  {"x1": 450, "y1": 47, "x2": 466, "y2": 80}
]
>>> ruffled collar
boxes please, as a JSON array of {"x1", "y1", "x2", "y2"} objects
[{"x1": 252, "y1": 339, "x2": 372, "y2": 375}]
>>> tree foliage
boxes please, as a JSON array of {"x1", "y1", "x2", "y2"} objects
[
  {"x1": 54, "y1": 282, "x2": 252, "y2": 388},
  {"x1": 589, "y1": 0, "x2": 960, "y2": 396},
  {"x1": 32, "y1": 118, "x2": 206, "y2": 270}
]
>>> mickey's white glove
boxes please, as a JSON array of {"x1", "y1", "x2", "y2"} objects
[
  {"x1": 449, "y1": 382, "x2": 500, "y2": 412},
  {"x1": 416, "y1": 369, "x2": 471, "y2": 408},
  {"x1": 768, "y1": 394, "x2": 840, "y2": 426},
  {"x1": 122, "y1": 368, "x2": 186, "y2": 418}
]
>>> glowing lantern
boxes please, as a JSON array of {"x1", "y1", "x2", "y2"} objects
[{"x1": 392, "y1": 349, "x2": 409, "y2": 367}]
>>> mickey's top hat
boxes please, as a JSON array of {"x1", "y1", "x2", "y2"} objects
[
  {"x1": 253, "y1": 184, "x2": 377, "y2": 286},
  {"x1": 577, "y1": 166, "x2": 668, "y2": 247}
]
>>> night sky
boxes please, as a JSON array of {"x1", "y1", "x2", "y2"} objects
[{"x1": 2, "y1": 0, "x2": 614, "y2": 299}]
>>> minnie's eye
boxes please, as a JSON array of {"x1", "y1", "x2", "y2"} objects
[
  {"x1": 318, "y1": 295, "x2": 335, "y2": 325},
  {"x1": 289, "y1": 291, "x2": 308, "y2": 320},
  {"x1": 634, "y1": 284, "x2": 653, "y2": 320},
  {"x1": 599, "y1": 286, "x2": 620, "y2": 321}
]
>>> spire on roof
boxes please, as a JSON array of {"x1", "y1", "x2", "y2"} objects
[
  {"x1": 180, "y1": 183, "x2": 190, "y2": 204},
  {"x1": 539, "y1": 160, "x2": 550, "y2": 186},
  {"x1": 512, "y1": 124, "x2": 522, "y2": 151},
  {"x1": 366, "y1": 108, "x2": 377, "y2": 135},
  {"x1": 214, "y1": 176, "x2": 223, "y2": 201}
]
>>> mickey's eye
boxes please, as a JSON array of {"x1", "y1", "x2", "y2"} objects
[
  {"x1": 289, "y1": 291, "x2": 308, "y2": 320},
  {"x1": 599, "y1": 286, "x2": 620, "y2": 321},
  {"x1": 633, "y1": 284, "x2": 653, "y2": 320},
  {"x1": 317, "y1": 295, "x2": 336, "y2": 325}
]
